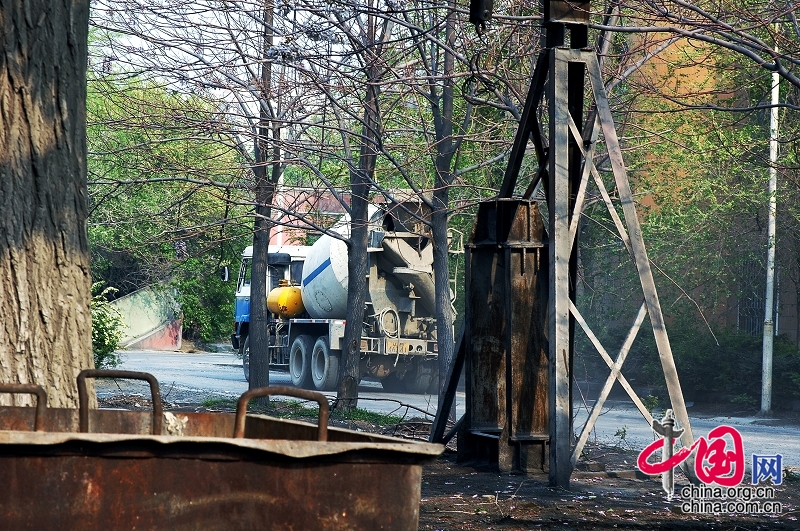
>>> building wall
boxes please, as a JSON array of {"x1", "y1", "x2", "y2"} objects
[{"x1": 111, "y1": 285, "x2": 182, "y2": 350}]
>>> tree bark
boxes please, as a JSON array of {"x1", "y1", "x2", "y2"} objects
[
  {"x1": 337, "y1": 31, "x2": 382, "y2": 409},
  {"x1": 431, "y1": 5, "x2": 457, "y2": 416},
  {"x1": 338, "y1": 78, "x2": 379, "y2": 410},
  {"x1": 338, "y1": 191, "x2": 369, "y2": 410},
  {"x1": 249, "y1": 149, "x2": 274, "y2": 397},
  {"x1": 249, "y1": 0, "x2": 277, "y2": 400},
  {"x1": 0, "y1": 0, "x2": 93, "y2": 407}
]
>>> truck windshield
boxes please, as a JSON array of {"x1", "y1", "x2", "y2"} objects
[
  {"x1": 238, "y1": 258, "x2": 252, "y2": 290},
  {"x1": 290, "y1": 262, "x2": 304, "y2": 284},
  {"x1": 269, "y1": 265, "x2": 286, "y2": 291}
]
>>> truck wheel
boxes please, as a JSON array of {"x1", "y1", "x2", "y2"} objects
[
  {"x1": 241, "y1": 335, "x2": 250, "y2": 382},
  {"x1": 289, "y1": 335, "x2": 314, "y2": 389},
  {"x1": 426, "y1": 361, "x2": 440, "y2": 395},
  {"x1": 380, "y1": 372, "x2": 405, "y2": 393},
  {"x1": 311, "y1": 337, "x2": 340, "y2": 391},
  {"x1": 405, "y1": 359, "x2": 438, "y2": 394}
]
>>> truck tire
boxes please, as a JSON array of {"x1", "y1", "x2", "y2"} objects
[
  {"x1": 380, "y1": 372, "x2": 405, "y2": 393},
  {"x1": 241, "y1": 335, "x2": 250, "y2": 382},
  {"x1": 311, "y1": 336, "x2": 340, "y2": 391},
  {"x1": 404, "y1": 358, "x2": 438, "y2": 394},
  {"x1": 426, "y1": 361, "x2": 441, "y2": 395},
  {"x1": 289, "y1": 335, "x2": 314, "y2": 389}
]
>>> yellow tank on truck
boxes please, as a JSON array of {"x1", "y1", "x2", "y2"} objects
[{"x1": 267, "y1": 281, "x2": 305, "y2": 318}]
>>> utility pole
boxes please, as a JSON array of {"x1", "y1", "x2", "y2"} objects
[{"x1": 760, "y1": 32, "x2": 780, "y2": 416}]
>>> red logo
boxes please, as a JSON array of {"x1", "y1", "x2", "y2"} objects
[{"x1": 638, "y1": 423, "x2": 745, "y2": 487}]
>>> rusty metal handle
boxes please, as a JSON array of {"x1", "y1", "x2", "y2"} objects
[
  {"x1": 77, "y1": 369, "x2": 163, "y2": 435},
  {"x1": 234, "y1": 386, "x2": 329, "y2": 441},
  {"x1": 0, "y1": 384, "x2": 47, "y2": 431}
]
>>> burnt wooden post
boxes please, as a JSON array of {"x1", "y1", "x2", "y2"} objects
[
  {"x1": 458, "y1": 200, "x2": 549, "y2": 473},
  {"x1": 461, "y1": 0, "x2": 593, "y2": 482}
]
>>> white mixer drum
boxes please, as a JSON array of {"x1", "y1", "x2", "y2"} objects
[{"x1": 301, "y1": 234, "x2": 350, "y2": 319}]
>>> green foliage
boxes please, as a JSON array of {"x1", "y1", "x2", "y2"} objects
[
  {"x1": 173, "y1": 258, "x2": 235, "y2": 343},
  {"x1": 330, "y1": 406, "x2": 403, "y2": 426},
  {"x1": 613, "y1": 425, "x2": 630, "y2": 449},
  {"x1": 91, "y1": 283, "x2": 126, "y2": 369},
  {"x1": 731, "y1": 393, "x2": 758, "y2": 408},
  {"x1": 200, "y1": 397, "x2": 233, "y2": 408},
  {"x1": 643, "y1": 395, "x2": 660, "y2": 413},
  {"x1": 627, "y1": 325, "x2": 800, "y2": 407},
  {"x1": 87, "y1": 67, "x2": 252, "y2": 342}
]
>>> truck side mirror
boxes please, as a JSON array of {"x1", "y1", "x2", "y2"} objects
[{"x1": 220, "y1": 266, "x2": 230, "y2": 282}]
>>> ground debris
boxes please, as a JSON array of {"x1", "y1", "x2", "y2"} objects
[
  {"x1": 380, "y1": 418, "x2": 458, "y2": 451},
  {"x1": 97, "y1": 393, "x2": 177, "y2": 410},
  {"x1": 418, "y1": 449, "x2": 799, "y2": 530}
]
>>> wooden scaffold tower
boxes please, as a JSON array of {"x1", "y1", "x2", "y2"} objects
[{"x1": 431, "y1": 0, "x2": 696, "y2": 489}]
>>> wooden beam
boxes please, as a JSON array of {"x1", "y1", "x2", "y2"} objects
[
  {"x1": 571, "y1": 301, "x2": 648, "y2": 466},
  {"x1": 429, "y1": 324, "x2": 466, "y2": 443},
  {"x1": 499, "y1": 52, "x2": 549, "y2": 198},
  {"x1": 584, "y1": 51, "x2": 696, "y2": 457},
  {"x1": 548, "y1": 48, "x2": 573, "y2": 488}
]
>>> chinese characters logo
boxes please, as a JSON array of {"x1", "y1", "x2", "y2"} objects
[{"x1": 637, "y1": 409, "x2": 783, "y2": 499}]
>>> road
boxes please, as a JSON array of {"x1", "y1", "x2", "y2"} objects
[
  {"x1": 102, "y1": 350, "x2": 455, "y2": 420},
  {"x1": 105, "y1": 349, "x2": 800, "y2": 469}
]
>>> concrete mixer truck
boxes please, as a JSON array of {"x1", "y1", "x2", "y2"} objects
[{"x1": 231, "y1": 205, "x2": 459, "y2": 393}]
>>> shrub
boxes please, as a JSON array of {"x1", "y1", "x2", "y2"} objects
[
  {"x1": 91, "y1": 282, "x2": 126, "y2": 368},
  {"x1": 636, "y1": 325, "x2": 800, "y2": 408},
  {"x1": 173, "y1": 258, "x2": 234, "y2": 343}
]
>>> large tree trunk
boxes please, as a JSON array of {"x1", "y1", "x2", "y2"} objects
[
  {"x1": 0, "y1": 0, "x2": 93, "y2": 407},
  {"x1": 432, "y1": 185, "x2": 454, "y2": 410},
  {"x1": 338, "y1": 186, "x2": 369, "y2": 410},
  {"x1": 248, "y1": 152, "x2": 274, "y2": 396},
  {"x1": 250, "y1": 123, "x2": 281, "y2": 397}
]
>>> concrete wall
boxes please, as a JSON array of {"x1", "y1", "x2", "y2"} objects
[{"x1": 111, "y1": 285, "x2": 182, "y2": 350}]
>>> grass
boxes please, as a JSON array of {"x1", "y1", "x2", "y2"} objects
[
  {"x1": 330, "y1": 405, "x2": 404, "y2": 426},
  {"x1": 198, "y1": 395, "x2": 404, "y2": 426},
  {"x1": 200, "y1": 397, "x2": 237, "y2": 408}
]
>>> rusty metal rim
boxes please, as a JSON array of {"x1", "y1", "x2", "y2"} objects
[
  {"x1": 235, "y1": 386, "x2": 329, "y2": 440},
  {"x1": 0, "y1": 430, "x2": 443, "y2": 459},
  {"x1": 77, "y1": 369, "x2": 163, "y2": 435}
]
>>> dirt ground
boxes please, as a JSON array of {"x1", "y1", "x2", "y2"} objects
[
  {"x1": 98, "y1": 393, "x2": 799, "y2": 530},
  {"x1": 419, "y1": 446, "x2": 799, "y2": 530}
]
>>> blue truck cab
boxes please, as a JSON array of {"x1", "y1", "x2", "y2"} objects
[{"x1": 231, "y1": 245, "x2": 309, "y2": 352}]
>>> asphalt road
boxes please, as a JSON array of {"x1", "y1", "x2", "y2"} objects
[
  {"x1": 105, "y1": 349, "x2": 800, "y2": 469},
  {"x1": 102, "y1": 349, "x2": 455, "y2": 420}
]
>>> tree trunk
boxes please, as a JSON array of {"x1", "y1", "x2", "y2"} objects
[
  {"x1": 431, "y1": 5, "x2": 457, "y2": 416},
  {"x1": 249, "y1": 0, "x2": 276, "y2": 399},
  {"x1": 338, "y1": 199, "x2": 368, "y2": 410},
  {"x1": 432, "y1": 185, "x2": 454, "y2": 412},
  {"x1": 338, "y1": 77, "x2": 380, "y2": 411},
  {"x1": 0, "y1": 0, "x2": 93, "y2": 407},
  {"x1": 249, "y1": 154, "x2": 273, "y2": 396}
]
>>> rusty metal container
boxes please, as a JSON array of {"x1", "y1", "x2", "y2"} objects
[{"x1": 0, "y1": 372, "x2": 441, "y2": 531}]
